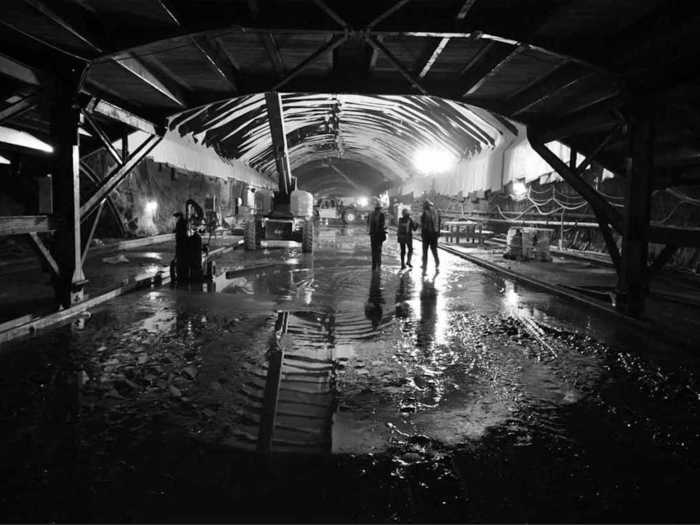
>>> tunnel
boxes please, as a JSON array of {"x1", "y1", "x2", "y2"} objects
[{"x1": 1, "y1": 1, "x2": 700, "y2": 522}]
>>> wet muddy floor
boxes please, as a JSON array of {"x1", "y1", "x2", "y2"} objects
[{"x1": 1, "y1": 225, "x2": 699, "y2": 522}]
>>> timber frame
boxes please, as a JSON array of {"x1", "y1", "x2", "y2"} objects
[{"x1": 2, "y1": 1, "x2": 700, "y2": 315}]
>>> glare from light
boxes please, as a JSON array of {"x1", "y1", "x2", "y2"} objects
[
  {"x1": 357, "y1": 197, "x2": 368, "y2": 207},
  {"x1": 511, "y1": 180, "x2": 527, "y2": 199},
  {"x1": 0, "y1": 154, "x2": 9, "y2": 165},
  {"x1": 145, "y1": 200, "x2": 158, "y2": 214},
  {"x1": 413, "y1": 146, "x2": 457, "y2": 175}
]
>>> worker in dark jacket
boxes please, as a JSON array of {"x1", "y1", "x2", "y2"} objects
[
  {"x1": 397, "y1": 207, "x2": 418, "y2": 269},
  {"x1": 174, "y1": 211, "x2": 189, "y2": 282},
  {"x1": 367, "y1": 199, "x2": 386, "y2": 270},
  {"x1": 420, "y1": 200, "x2": 441, "y2": 271}
]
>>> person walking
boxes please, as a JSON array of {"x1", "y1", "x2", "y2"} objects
[
  {"x1": 368, "y1": 199, "x2": 386, "y2": 270},
  {"x1": 397, "y1": 207, "x2": 418, "y2": 269},
  {"x1": 420, "y1": 200, "x2": 441, "y2": 271}
]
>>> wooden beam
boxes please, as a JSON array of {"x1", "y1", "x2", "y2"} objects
[
  {"x1": 365, "y1": 35, "x2": 428, "y2": 95},
  {"x1": 265, "y1": 91, "x2": 292, "y2": 196},
  {"x1": 28, "y1": 232, "x2": 60, "y2": 277},
  {"x1": 0, "y1": 93, "x2": 39, "y2": 124},
  {"x1": 597, "y1": 219, "x2": 621, "y2": 275},
  {"x1": 153, "y1": 0, "x2": 181, "y2": 26},
  {"x1": 85, "y1": 98, "x2": 160, "y2": 136},
  {"x1": 616, "y1": 113, "x2": 653, "y2": 316},
  {"x1": 261, "y1": 34, "x2": 285, "y2": 79},
  {"x1": 80, "y1": 134, "x2": 163, "y2": 218},
  {"x1": 0, "y1": 52, "x2": 41, "y2": 85},
  {"x1": 272, "y1": 35, "x2": 348, "y2": 91},
  {"x1": 418, "y1": 37, "x2": 450, "y2": 78},
  {"x1": 0, "y1": 215, "x2": 54, "y2": 236},
  {"x1": 312, "y1": 0, "x2": 348, "y2": 28},
  {"x1": 368, "y1": 0, "x2": 413, "y2": 30},
  {"x1": 113, "y1": 53, "x2": 186, "y2": 107},
  {"x1": 508, "y1": 62, "x2": 588, "y2": 116},
  {"x1": 191, "y1": 35, "x2": 238, "y2": 90},
  {"x1": 537, "y1": 110, "x2": 619, "y2": 143},
  {"x1": 82, "y1": 112, "x2": 123, "y2": 166},
  {"x1": 460, "y1": 42, "x2": 521, "y2": 97},
  {"x1": 419, "y1": 0, "x2": 478, "y2": 79},
  {"x1": 79, "y1": 160, "x2": 126, "y2": 237},
  {"x1": 22, "y1": 0, "x2": 103, "y2": 52},
  {"x1": 574, "y1": 124, "x2": 621, "y2": 175}
]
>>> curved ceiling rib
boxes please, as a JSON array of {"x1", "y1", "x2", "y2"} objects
[{"x1": 170, "y1": 92, "x2": 504, "y2": 193}]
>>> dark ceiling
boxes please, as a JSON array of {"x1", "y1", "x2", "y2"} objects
[{"x1": 0, "y1": 0, "x2": 699, "y2": 189}]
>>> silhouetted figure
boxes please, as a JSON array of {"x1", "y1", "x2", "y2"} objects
[
  {"x1": 397, "y1": 208, "x2": 418, "y2": 269},
  {"x1": 367, "y1": 199, "x2": 386, "y2": 270},
  {"x1": 174, "y1": 211, "x2": 189, "y2": 282},
  {"x1": 416, "y1": 275, "x2": 438, "y2": 352},
  {"x1": 420, "y1": 200, "x2": 441, "y2": 272},
  {"x1": 365, "y1": 270, "x2": 384, "y2": 330}
]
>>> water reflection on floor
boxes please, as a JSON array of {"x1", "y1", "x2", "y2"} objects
[{"x1": 1, "y1": 225, "x2": 699, "y2": 522}]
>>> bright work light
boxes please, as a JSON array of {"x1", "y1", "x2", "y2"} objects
[{"x1": 413, "y1": 146, "x2": 457, "y2": 175}]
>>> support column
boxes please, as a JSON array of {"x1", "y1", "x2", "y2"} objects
[
  {"x1": 616, "y1": 113, "x2": 654, "y2": 316},
  {"x1": 50, "y1": 71, "x2": 87, "y2": 307}
]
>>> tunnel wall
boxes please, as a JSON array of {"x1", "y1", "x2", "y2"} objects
[{"x1": 82, "y1": 130, "x2": 275, "y2": 238}]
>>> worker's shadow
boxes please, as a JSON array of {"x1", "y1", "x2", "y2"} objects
[
  {"x1": 416, "y1": 274, "x2": 438, "y2": 352},
  {"x1": 364, "y1": 271, "x2": 385, "y2": 330},
  {"x1": 394, "y1": 272, "x2": 414, "y2": 321}
]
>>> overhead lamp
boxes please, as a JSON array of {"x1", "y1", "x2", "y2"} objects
[
  {"x1": 0, "y1": 154, "x2": 9, "y2": 165},
  {"x1": 413, "y1": 146, "x2": 457, "y2": 175},
  {"x1": 511, "y1": 179, "x2": 527, "y2": 200}
]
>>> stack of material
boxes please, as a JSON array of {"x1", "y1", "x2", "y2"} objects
[
  {"x1": 504, "y1": 227, "x2": 553, "y2": 261},
  {"x1": 529, "y1": 228, "x2": 553, "y2": 262}
]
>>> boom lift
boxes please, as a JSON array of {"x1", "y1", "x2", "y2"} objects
[{"x1": 244, "y1": 92, "x2": 315, "y2": 253}]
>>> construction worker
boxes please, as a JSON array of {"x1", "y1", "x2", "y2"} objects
[
  {"x1": 397, "y1": 207, "x2": 418, "y2": 270},
  {"x1": 173, "y1": 211, "x2": 189, "y2": 282},
  {"x1": 367, "y1": 198, "x2": 386, "y2": 270},
  {"x1": 420, "y1": 200, "x2": 441, "y2": 271}
]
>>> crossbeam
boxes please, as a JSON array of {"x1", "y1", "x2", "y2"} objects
[
  {"x1": 459, "y1": 42, "x2": 520, "y2": 97},
  {"x1": 365, "y1": 35, "x2": 428, "y2": 95},
  {"x1": 113, "y1": 53, "x2": 186, "y2": 107},
  {"x1": 82, "y1": 111, "x2": 123, "y2": 166},
  {"x1": 272, "y1": 35, "x2": 348, "y2": 91},
  {"x1": 80, "y1": 134, "x2": 162, "y2": 218},
  {"x1": 22, "y1": 0, "x2": 103, "y2": 52},
  {"x1": 84, "y1": 98, "x2": 160, "y2": 136},
  {"x1": 0, "y1": 93, "x2": 39, "y2": 124},
  {"x1": 0, "y1": 215, "x2": 54, "y2": 236},
  {"x1": 191, "y1": 35, "x2": 238, "y2": 91},
  {"x1": 508, "y1": 62, "x2": 587, "y2": 116}
]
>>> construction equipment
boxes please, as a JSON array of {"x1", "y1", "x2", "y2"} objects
[
  {"x1": 170, "y1": 198, "x2": 216, "y2": 283},
  {"x1": 244, "y1": 92, "x2": 315, "y2": 253}
]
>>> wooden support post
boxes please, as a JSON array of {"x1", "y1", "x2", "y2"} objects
[
  {"x1": 265, "y1": 91, "x2": 292, "y2": 199},
  {"x1": 81, "y1": 201, "x2": 104, "y2": 265},
  {"x1": 616, "y1": 113, "x2": 654, "y2": 317},
  {"x1": 50, "y1": 74, "x2": 87, "y2": 307},
  {"x1": 83, "y1": 111, "x2": 123, "y2": 166}
]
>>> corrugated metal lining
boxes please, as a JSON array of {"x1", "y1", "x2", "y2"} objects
[{"x1": 170, "y1": 92, "x2": 503, "y2": 184}]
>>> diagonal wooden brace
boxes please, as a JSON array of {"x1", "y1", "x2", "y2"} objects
[
  {"x1": 82, "y1": 111, "x2": 123, "y2": 166},
  {"x1": 527, "y1": 128, "x2": 623, "y2": 233},
  {"x1": 28, "y1": 232, "x2": 60, "y2": 277},
  {"x1": 80, "y1": 134, "x2": 162, "y2": 219}
]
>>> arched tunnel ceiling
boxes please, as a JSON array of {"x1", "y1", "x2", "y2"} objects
[
  {"x1": 1, "y1": 1, "x2": 700, "y2": 187},
  {"x1": 168, "y1": 92, "x2": 503, "y2": 193}
]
